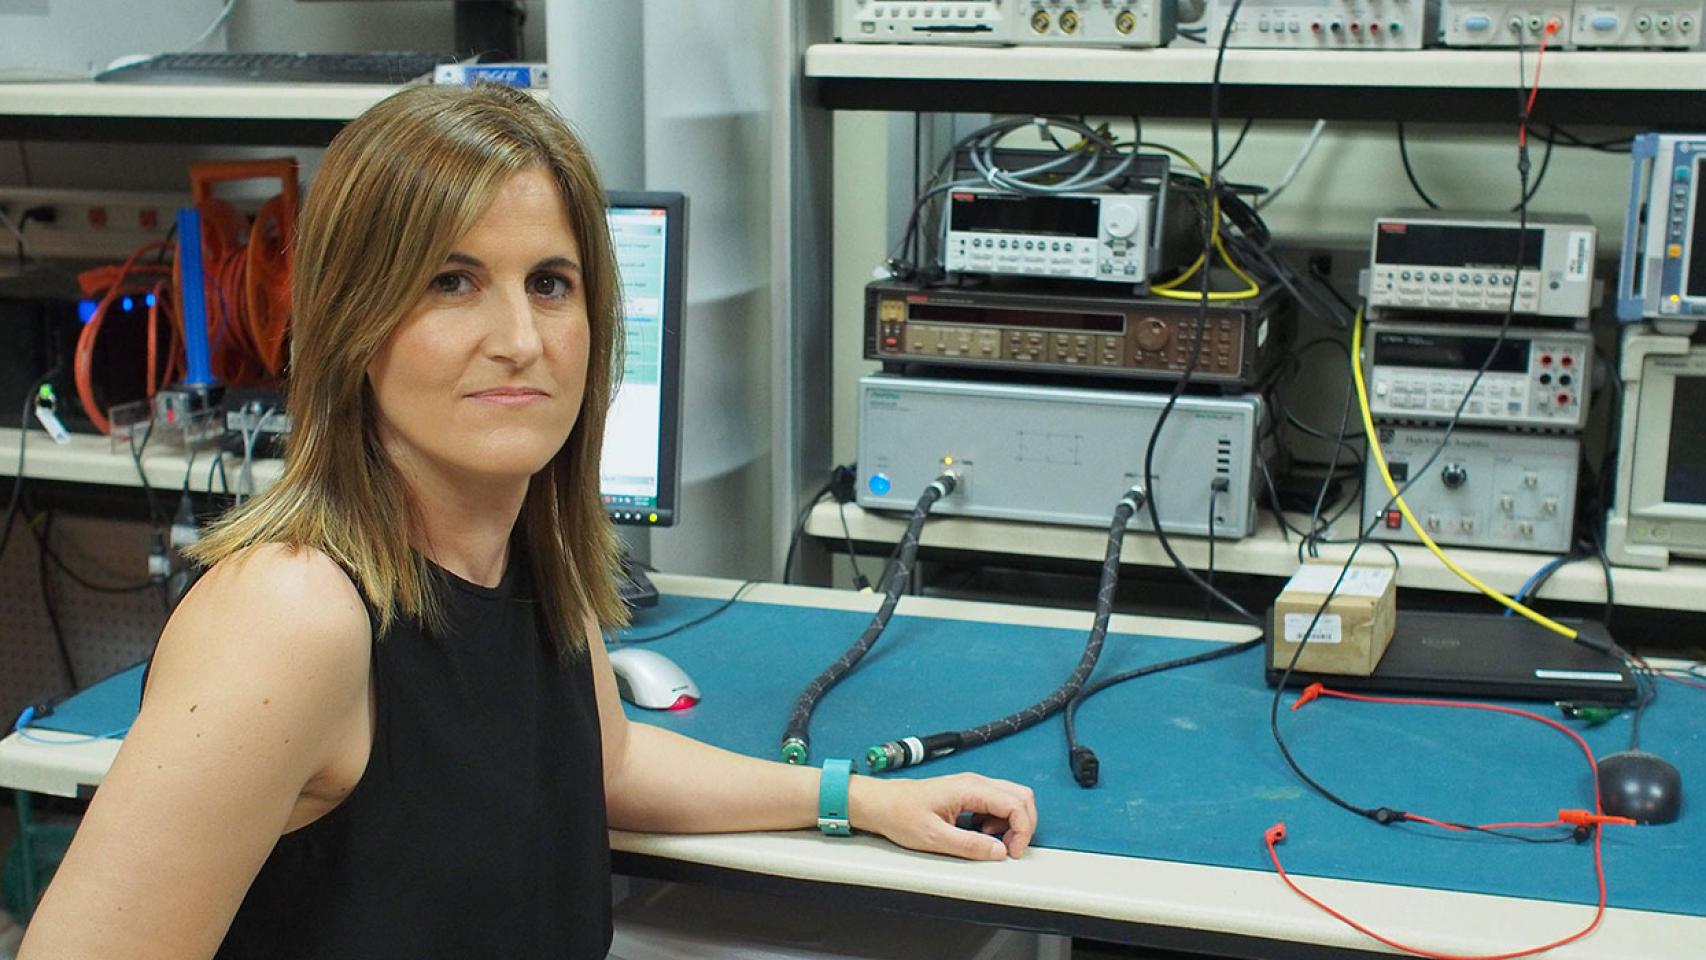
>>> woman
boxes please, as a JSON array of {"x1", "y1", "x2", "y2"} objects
[{"x1": 18, "y1": 84, "x2": 1037, "y2": 958}]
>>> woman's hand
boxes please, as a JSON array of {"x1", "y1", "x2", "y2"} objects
[{"x1": 848, "y1": 772, "x2": 1038, "y2": 861}]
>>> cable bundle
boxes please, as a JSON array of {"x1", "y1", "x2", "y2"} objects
[
  {"x1": 72, "y1": 159, "x2": 296, "y2": 433},
  {"x1": 780, "y1": 471, "x2": 958, "y2": 765},
  {"x1": 864, "y1": 487, "x2": 1149, "y2": 775}
]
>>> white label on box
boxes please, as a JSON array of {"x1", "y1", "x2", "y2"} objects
[
  {"x1": 1566, "y1": 231, "x2": 1592, "y2": 281},
  {"x1": 1285, "y1": 564, "x2": 1394, "y2": 599},
  {"x1": 1284, "y1": 612, "x2": 1342, "y2": 644}
]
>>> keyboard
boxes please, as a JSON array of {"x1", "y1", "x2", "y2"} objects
[{"x1": 95, "y1": 52, "x2": 455, "y2": 85}]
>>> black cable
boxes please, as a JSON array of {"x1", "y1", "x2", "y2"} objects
[
  {"x1": 26, "y1": 510, "x2": 153, "y2": 593},
  {"x1": 1304, "y1": 365, "x2": 1357, "y2": 561},
  {"x1": 780, "y1": 482, "x2": 834, "y2": 585},
  {"x1": 1064, "y1": 638, "x2": 1264, "y2": 787},
  {"x1": 1269, "y1": 42, "x2": 1545, "y2": 833},
  {"x1": 616, "y1": 579, "x2": 761, "y2": 644},
  {"x1": 1395, "y1": 121, "x2": 1442, "y2": 210},
  {"x1": 1138, "y1": 0, "x2": 1260, "y2": 628},
  {"x1": 1533, "y1": 124, "x2": 1634, "y2": 153},
  {"x1": 129, "y1": 419, "x2": 163, "y2": 529},
  {"x1": 781, "y1": 473, "x2": 958, "y2": 765},
  {"x1": 1205, "y1": 486, "x2": 1219, "y2": 620},
  {"x1": 1, "y1": 366, "x2": 61, "y2": 559},
  {"x1": 1221, "y1": 118, "x2": 1254, "y2": 168},
  {"x1": 34, "y1": 512, "x2": 79, "y2": 690},
  {"x1": 1396, "y1": 120, "x2": 1551, "y2": 213},
  {"x1": 865, "y1": 487, "x2": 1147, "y2": 775},
  {"x1": 1258, "y1": 459, "x2": 1289, "y2": 545},
  {"x1": 1512, "y1": 131, "x2": 1554, "y2": 211},
  {"x1": 837, "y1": 500, "x2": 871, "y2": 591},
  {"x1": 1308, "y1": 258, "x2": 1360, "y2": 317}
]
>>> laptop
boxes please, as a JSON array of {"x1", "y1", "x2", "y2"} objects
[{"x1": 1265, "y1": 610, "x2": 1638, "y2": 703}]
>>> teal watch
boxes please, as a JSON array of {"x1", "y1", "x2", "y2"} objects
[{"x1": 817, "y1": 758, "x2": 853, "y2": 836}]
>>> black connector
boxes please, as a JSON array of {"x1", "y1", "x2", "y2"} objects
[
  {"x1": 1371, "y1": 806, "x2": 1406, "y2": 825},
  {"x1": 21, "y1": 205, "x2": 57, "y2": 227},
  {"x1": 1210, "y1": 476, "x2": 1231, "y2": 493},
  {"x1": 829, "y1": 463, "x2": 858, "y2": 504},
  {"x1": 1070, "y1": 746, "x2": 1100, "y2": 788}
]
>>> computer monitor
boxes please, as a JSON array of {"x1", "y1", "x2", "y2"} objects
[
  {"x1": 601, "y1": 191, "x2": 687, "y2": 529},
  {"x1": 1607, "y1": 326, "x2": 1706, "y2": 568},
  {"x1": 297, "y1": 0, "x2": 525, "y2": 61}
]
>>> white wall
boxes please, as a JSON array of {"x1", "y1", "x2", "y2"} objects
[{"x1": 640, "y1": 0, "x2": 775, "y2": 580}]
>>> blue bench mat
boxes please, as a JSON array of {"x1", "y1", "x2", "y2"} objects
[
  {"x1": 615, "y1": 594, "x2": 1704, "y2": 918},
  {"x1": 25, "y1": 663, "x2": 143, "y2": 738},
  {"x1": 24, "y1": 594, "x2": 1703, "y2": 917}
]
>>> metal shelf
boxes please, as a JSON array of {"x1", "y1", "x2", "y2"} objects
[
  {"x1": 805, "y1": 500, "x2": 1706, "y2": 613},
  {"x1": 0, "y1": 427, "x2": 281, "y2": 495},
  {"x1": 0, "y1": 81, "x2": 546, "y2": 143},
  {"x1": 806, "y1": 44, "x2": 1706, "y2": 124}
]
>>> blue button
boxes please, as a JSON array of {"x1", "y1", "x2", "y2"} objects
[
  {"x1": 1678, "y1": 165, "x2": 1692, "y2": 182},
  {"x1": 1592, "y1": 14, "x2": 1618, "y2": 29},
  {"x1": 1464, "y1": 14, "x2": 1491, "y2": 29},
  {"x1": 869, "y1": 473, "x2": 892, "y2": 496}
]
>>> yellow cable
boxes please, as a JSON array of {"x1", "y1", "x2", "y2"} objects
[
  {"x1": 1137, "y1": 141, "x2": 1261, "y2": 301},
  {"x1": 1351, "y1": 307, "x2": 1578, "y2": 640}
]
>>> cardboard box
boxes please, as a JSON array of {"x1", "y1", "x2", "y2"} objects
[{"x1": 1270, "y1": 560, "x2": 1397, "y2": 676}]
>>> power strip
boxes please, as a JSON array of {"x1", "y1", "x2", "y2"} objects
[{"x1": 0, "y1": 187, "x2": 188, "y2": 263}]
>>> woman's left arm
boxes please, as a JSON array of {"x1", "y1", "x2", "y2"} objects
[{"x1": 587, "y1": 618, "x2": 1037, "y2": 861}]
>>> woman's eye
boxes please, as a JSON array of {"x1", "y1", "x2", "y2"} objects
[
  {"x1": 530, "y1": 273, "x2": 572, "y2": 299},
  {"x1": 431, "y1": 272, "x2": 473, "y2": 295}
]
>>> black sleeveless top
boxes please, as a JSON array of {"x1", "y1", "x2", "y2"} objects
[{"x1": 214, "y1": 558, "x2": 612, "y2": 959}]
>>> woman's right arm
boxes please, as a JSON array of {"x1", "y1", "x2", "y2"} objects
[{"x1": 19, "y1": 544, "x2": 372, "y2": 960}]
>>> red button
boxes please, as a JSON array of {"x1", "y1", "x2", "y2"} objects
[
  {"x1": 1560, "y1": 355, "x2": 1574, "y2": 368},
  {"x1": 1558, "y1": 392, "x2": 1571, "y2": 406},
  {"x1": 1540, "y1": 354, "x2": 1553, "y2": 366},
  {"x1": 1385, "y1": 509, "x2": 1402, "y2": 529},
  {"x1": 883, "y1": 336, "x2": 898, "y2": 348}
]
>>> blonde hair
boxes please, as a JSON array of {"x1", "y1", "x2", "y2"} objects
[{"x1": 190, "y1": 84, "x2": 628, "y2": 653}]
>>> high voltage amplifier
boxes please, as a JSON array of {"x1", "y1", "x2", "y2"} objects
[
  {"x1": 857, "y1": 374, "x2": 1269, "y2": 538},
  {"x1": 864, "y1": 279, "x2": 1292, "y2": 390},
  {"x1": 1363, "y1": 425, "x2": 1579, "y2": 553}
]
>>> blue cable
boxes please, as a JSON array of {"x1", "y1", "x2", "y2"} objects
[{"x1": 1506, "y1": 554, "x2": 1569, "y2": 616}]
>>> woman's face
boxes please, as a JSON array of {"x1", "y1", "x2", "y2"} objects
[{"x1": 368, "y1": 166, "x2": 591, "y2": 487}]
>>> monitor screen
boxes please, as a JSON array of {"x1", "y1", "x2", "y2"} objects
[
  {"x1": 600, "y1": 192, "x2": 686, "y2": 527},
  {"x1": 1664, "y1": 375, "x2": 1706, "y2": 506}
]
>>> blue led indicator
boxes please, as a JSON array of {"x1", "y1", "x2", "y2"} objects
[
  {"x1": 121, "y1": 296, "x2": 133, "y2": 312},
  {"x1": 146, "y1": 293, "x2": 157, "y2": 308},
  {"x1": 77, "y1": 300, "x2": 97, "y2": 324},
  {"x1": 869, "y1": 473, "x2": 892, "y2": 496}
]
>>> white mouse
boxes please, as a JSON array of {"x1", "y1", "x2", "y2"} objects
[{"x1": 606, "y1": 646, "x2": 700, "y2": 710}]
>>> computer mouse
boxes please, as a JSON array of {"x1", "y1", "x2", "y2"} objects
[
  {"x1": 1596, "y1": 750, "x2": 1682, "y2": 825},
  {"x1": 606, "y1": 646, "x2": 699, "y2": 711}
]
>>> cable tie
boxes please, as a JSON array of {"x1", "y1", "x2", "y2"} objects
[
  {"x1": 1559, "y1": 809, "x2": 1635, "y2": 828},
  {"x1": 1290, "y1": 682, "x2": 1325, "y2": 711}
]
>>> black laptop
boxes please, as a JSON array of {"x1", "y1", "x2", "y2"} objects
[{"x1": 1265, "y1": 610, "x2": 1638, "y2": 703}]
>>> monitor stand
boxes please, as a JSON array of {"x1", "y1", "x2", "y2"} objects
[{"x1": 617, "y1": 550, "x2": 659, "y2": 609}]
